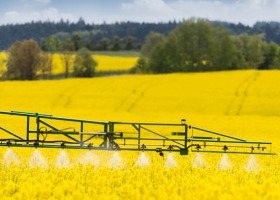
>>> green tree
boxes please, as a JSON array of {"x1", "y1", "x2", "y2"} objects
[
  {"x1": 62, "y1": 39, "x2": 75, "y2": 51},
  {"x1": 234, "y1": 34, "x2": 265, "y2": 69},
  {"x1": 39, "y1": 52, "x2": 53, "y2": 79},
  {"x1": 148, "y1": 43, "x2": 174, "y2": 73},
  {"x1": 61, "y1": 39, "x2": 75, "y2": 78},
  {"x1": 99, "y1": 37, "x2": 110, "y2": 51},
  {"x1": 124, "y1": 36, "x2": 135, "y2": 50},
  {"x1": 73, "y1": 48, "x2": 97, "y2": 77},
  {"x1": 140, "y1": 32, "x2": 165, "y2": 57},
  {"x1": 60, "y1": 52, "x2": 74, "y2": 78},
  {"x1": 43, "y1": 35, "x2": 63, "y2": 51},
  {"x1": 111, "y1": 36, "x2": 121, "y2": 51},
  {"x1": 7, "y1": 40, "x2": 41, "y2": 80},
  {"x1": 213, "y1": 27, "x2": 239, "y2": 70},
  {"x1": 259, "y1": 41, "x2": 280, "y2": 69},
  {"x1": 130, "y1": 58, "x2": 150, "y2": 74},
  {"x1": 72, "y1": 33, "x2": 81, "y2": 51},
  {"x1": 143, "y1": 18, "x2": 239, "y2": 73},
  {"x1": 247, "y1": 35, "x2": 264, "y2": 68},
  {"x1": 232, "y1": 35, "x2": 249, "y2": 68}
]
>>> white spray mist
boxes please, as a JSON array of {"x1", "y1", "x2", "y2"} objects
[
  {"x1": 3, "y1": 148, "x2": 20, "y2": 167},
  {"x1": 55, "y1": 150, "x2": 71, "y2": 169},
  {"x1": 164, "y1": 153, "x2": 178, "y2": 168},
  {"x1": 136, "y1": 152, "x2": 150, "y2": 167},
  {"x1": 28, "y1": 149, "x2": 48, "y2": 169}
]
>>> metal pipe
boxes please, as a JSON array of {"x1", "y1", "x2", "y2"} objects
[
  {"x1": 0, "y1": 126, "x2": 24, "y2": 140},
  {"x1": 114, "y1": 137, "x2": 186, "y2": 142},
  {"x1": 141, "y1": 126, "x2": 184, "y2": 146},
  {"x1": 191, "y1": 150, "x2": 276, "y2": 155},
  {"x1": 189, "y1": 138, "x2": 271, "y2": 144},
  {"x1": 192, "y1": 126, "x2": 246, "y2": 141}
]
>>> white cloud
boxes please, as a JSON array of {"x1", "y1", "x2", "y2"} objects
[
  {"x1": 21, "y1": 0, "x2": 52, "y2": 4},
  {"x1": 120, "y1": 0, "x2": 178, "y2": 22},
  {"x1": 122, "y1": 0, "x2": 171, "y2": 12},
  {"x1": 118, "y1": 0, "x2": 280, "y2": 25},
  {"x1": 3, "y1": 8, "x2": 76, "y2": 24},
  {"x1": 33, "y1": 0, "x2": 52, "y2": 3},
  {"x1": 2, "y1": 0, "x2": 280, "y2": 25}
]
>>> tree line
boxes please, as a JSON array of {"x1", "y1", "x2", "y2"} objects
[
  {"x1": 2, "y1": 18, "x2": 280, "y2": 51},
  {"x1": 4, "y1": 40, "x2": 97, "y2": 80},
  {"x1": 41, "y1": 33, "x2": 138, "y2": 52},
  {"x1": 2, "y1": 18, "x2": 280, "y2": 80},
  {"x1": 132, "y1": 18, "x2": 280, "y2": 73},
  {"x1": 0, "y1": 19, "x2": 178, "y2": 50}
]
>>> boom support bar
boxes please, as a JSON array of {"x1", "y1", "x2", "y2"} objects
[{"x1": 0, "y1": 110, "x2": 276, "y2": 156}]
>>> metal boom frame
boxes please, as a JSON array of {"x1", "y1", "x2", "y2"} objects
[{"x1": 0, "y1": 111, "x2": 276, "y2": 156}]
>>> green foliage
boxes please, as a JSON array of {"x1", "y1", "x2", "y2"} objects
[
  {"x1": 60, "y1": 52, "x2": 74, "y2": 78},
  {"x1": 135, "y1": 18, "x2": 279, "y2": 74},
  {"x1": 130, "y1": 58, "x2": 150, "y2": 74},
  {"x1": 7, "y1": 39, "x2": 41, "y2": 80},
  {"x1": 140, "y1": 32, "x2": 165, "y2": 57},
  {"x1": 111, "y1": 36, "x2": 122, "y2": 51},
  {"x1": 41, "y1": 35, "x2": 63, "y2": 51},
  {"x1": 73, "y1": 48, "x2": 97, "y2": 77},
  {"x1": 259, "y1": 41, "x2": 280, "y2": 69},
  {"x1": 98, "y1": 37, "x2": 110, "y2": 51},
  {"x1": 124, "y1": 36, "x2": 135, "y2": 50},
  {"x1": 39, "y1": 52, "x2": 53, "y2": 79},
  {"x1": 72, "y1": 33, "x2": 82, "y2": 51},
  {"x1": 2, "y1": 20, "x2": 280, "y2": 52}
]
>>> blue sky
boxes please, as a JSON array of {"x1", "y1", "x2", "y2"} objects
[{"x1": 0, "y1": 0, "x2": 279, "y2": 26}]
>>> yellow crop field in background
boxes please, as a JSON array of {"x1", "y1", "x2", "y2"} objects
[
  {"x1": 94, "y1": 55, "x2": 138, "y2": 72},
  {"x1": 0, "y1": 70, "x2": 279, "y2": 199},
  {"x1": 52, "y1": 54, "x2": 138, "y2": 74},
  {"x1": 0, "y1": 52, "x2": 137, "y2": 77},
  {"x1": 0, "y1": 52, "x2": 7, "y2": 76}
]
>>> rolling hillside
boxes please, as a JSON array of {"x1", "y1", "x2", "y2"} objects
[{"x1": 0, "y1": 70, "x2": 279, "y2": 144}]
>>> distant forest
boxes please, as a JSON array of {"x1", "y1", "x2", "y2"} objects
[{"x1": 1, "y1": 18, "x2": 280, "y2": 51}]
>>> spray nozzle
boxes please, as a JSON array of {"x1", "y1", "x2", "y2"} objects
[
  {"x1": 195, "y1": 144, "x2": 201, "y2": 151},
  {"x1": 88, "y1": 143, "x2": 93, "y2": 148},
  {"x1": 141, "y1": 144, "x2": 146, "y2": 151},
  {"x1": 61, "y1": 142, "x2": 66, "y2": 147},
  {"x1": 168, "y1": 145, "x2": 174, "y2": 152},
  {"x1": 223, "y1": 145, "x2": 228, "y2": 151},
  {"x1": 34, "y1": 141, "x2": 39, "y2": 147}
]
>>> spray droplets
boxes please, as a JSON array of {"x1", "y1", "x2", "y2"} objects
[
  {"x1": 29, "y1": 149, "x2": 48, "y2": 169},
  {"x1": 245, "y1": 154, "x2": 262, "y2": 173},
  {"x1": 2, "y1": 148, "x2": 20, "y2": 167},
  {"x1": 165, "y1": 153, "x2": 177, "y2": 168},
  {"x1": 193, "y1": 153, "x2": 208, "y2": 168},
  {"x1": 79, "y1": 151, "x2": 100, "y2": 167},
  {"x1": 136, "y1": 152, "x2": 150, "y2": 167},
  {"x1": 0, "y1": 148, "x2": 267, "y2": 172},
  {"x1": 217, "y1": 154, "x2": 232, "y2": 170},
  {"x1": 55, "y1": 150, "x2": 71, "y2": 169},
  {"x1": 109, "y1": 151, "x2": 125, "y2": 169}
]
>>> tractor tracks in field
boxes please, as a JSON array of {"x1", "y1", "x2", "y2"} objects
[
  {"x1": 52, "y1": 87, "x2": 79, "y2": 108},
  {"x1": 115, "y1": 80, "x2": 157, "y2": 112},
  {"x1": 225, "y1": 71, "x2": 260, "y2": 116}
]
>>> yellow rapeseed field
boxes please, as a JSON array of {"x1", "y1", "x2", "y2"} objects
[
  {"x1": 0, "y1": 70, "x2": 279, "y2": 199},
  {"x1": 0, "y1": 51, "x2": 7, "y2": 76},
  {"x1": 0, "y1": 52, "x2": 137, "y2": 77},
  {"x1": 51, "y1": 54, "x2": 138, "y2": 75}
]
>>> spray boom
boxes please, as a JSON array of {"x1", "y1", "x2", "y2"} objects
[{"x1": 0, "y1": 111, "x2": 276, "y2": 156}]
